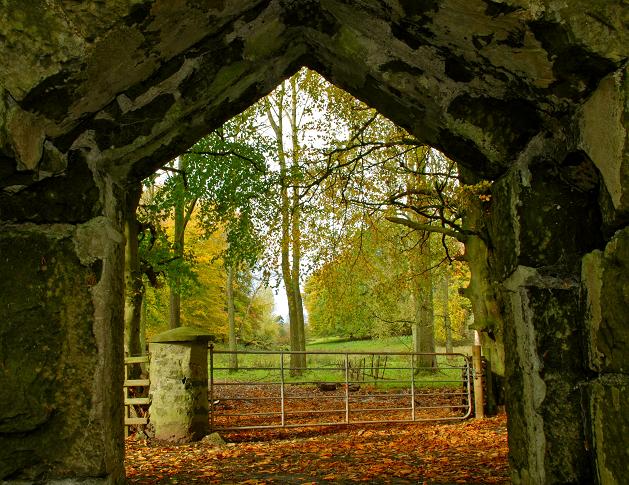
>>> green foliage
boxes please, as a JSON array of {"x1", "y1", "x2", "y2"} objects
[
  {"x1": 142, "y1": 221, "x2": 279, "y2": 342},
  {"x1": 188, "y1": 114, "x2": 275, "y2": 269},
  {"x1": 136, "y1": 184, "x2": 198, "y2": 296},
  {"x1": 305, "y1": 220, "x2": 472, "y2": 345},
  {"x1": 305, "y1": 218, "x2": 417, "y2": 339},
  {"x1": 138, "y1": 108, "x2": 279, "y2": 339},
  {"x1": 432, "y1": 261, "x2": 473, "y2": 345},
  {"x1": 306, "y1": 335, "x2": 470, "y2": 354}
]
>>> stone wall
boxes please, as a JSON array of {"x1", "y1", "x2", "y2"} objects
[
  {"x1": 581, "y1": 228, "x2": 629, "y2": 483},
  {"x1": 483, "y1": 63, "x2": 629, "y2": 484},
  {"x1": 579, "y1": 65, "x2": 629, "y2": 485},
  {"x1": 0, "y1": 216, "x2": 126, "y2": 482}
]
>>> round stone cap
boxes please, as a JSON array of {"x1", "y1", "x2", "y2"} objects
[{"x1": 149, "y1": 326, "x2": 216, "y2": 343}]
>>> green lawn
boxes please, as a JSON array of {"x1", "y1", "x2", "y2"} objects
[
  {"x1": 209, "y1": 336, "x2": 471, "y2": 388},
  {"x1": 306, "y1": 335, "x2": 471, "y2": 355}
]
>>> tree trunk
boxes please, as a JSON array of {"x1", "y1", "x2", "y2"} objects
[
  {"x1": 124, "y1": 235, "x2": 144, "y2": 355},
  {"x1": 169, "y1": 157, "x2": 185, "y2": 329},
  {"x1": 169, "y1": 289, "x2": 181, "y2": 329},
  {"x1": 459, "y1": 192, "x2": 504, "y2": 411},
  {"x1": 140, "y1": 291, "x2": 147, "y2": 355},
  {"x1": 403, "y1": 150, "x2": 437, "y2": 371},
  {"x1": 411, "y1": 234, "x2": 437, "y2": 371},
  {"x1": 124, "y1": 185, "x2": 144, "y2": 378},
  {"x1": 443, "y1": 270, "x2": 453, "y2": 354},
  {"x1": 292, "y1": 274, "x2": 306, "y2": 369},
  {"x1": 265, "y1": 82, "x2": 306, "y2": 374},
  {"x1": 289, "y1": 76, "x2": 307, "y2": 371},
  {"x1": 227, "y1": 264, "x2": 238, "y2": 371}
]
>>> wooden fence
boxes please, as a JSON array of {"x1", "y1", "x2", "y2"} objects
[{"x1": 124, "y1": 355, "x2": 150, "y2": 436}]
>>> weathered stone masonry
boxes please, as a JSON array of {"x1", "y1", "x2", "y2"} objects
[{"x1": 0, "y1": 1, "x2": 626, "y2": 483}]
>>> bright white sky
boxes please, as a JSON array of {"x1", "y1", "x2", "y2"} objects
[{"x1": 273, "y1": 284, "x2": 290, "y2": 321}]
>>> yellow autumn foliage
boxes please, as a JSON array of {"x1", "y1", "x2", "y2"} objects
[{"x1": 144, "y1": 214, "x2": 278, "y2": 343}]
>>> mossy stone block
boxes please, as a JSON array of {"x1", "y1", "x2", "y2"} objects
[{"x1": 150, "y1": 326, "x2": 215, "y2": 343}]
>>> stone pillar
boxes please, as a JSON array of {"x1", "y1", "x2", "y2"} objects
[
  {"x1": 148, "y1": 327, "x2": 214, "y2": 442},
  {"x1": 501, "y1": 266, "x2": 591, "y2": 484},
  {"x1": 582, "y1": 229, "x2": 629, "y2": 484},
  {"x1": 487, "y1": 62, "x2": 629, "y2": 483},
  {"x1": 579, "y1": 67, "x2": 629, "y2": 485},
  {"x1": 487, "y1": 131, "x2": 604, "y2": 483},
  {"x1": 0, "y1": 153, "x2": 128, "y2": 482}
]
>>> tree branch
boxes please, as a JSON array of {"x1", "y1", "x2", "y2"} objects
[
  {"x1": 161, "y1": 166, "x2": 188, "y2": 189},
  {"x1": 184, "y1": 150, "x2": 265, "y2": 172},
  {"x1": 385, "y1": 216, "x2": 469, "y2": 242}
]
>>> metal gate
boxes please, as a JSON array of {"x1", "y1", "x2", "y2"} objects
[{"x1": 209, "y1": 348, "x2": 472, "y2": 430}]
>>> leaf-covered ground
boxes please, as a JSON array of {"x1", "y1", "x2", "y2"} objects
[{"x1": 126, "y1": 414, "x2": 509, "y2": 484}]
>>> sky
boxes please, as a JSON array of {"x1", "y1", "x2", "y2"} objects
[{"x1": 273, "y1": 285, "x2": 290, "y2": 321}]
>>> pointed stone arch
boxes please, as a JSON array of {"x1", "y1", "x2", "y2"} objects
[{"x1": 0, "y1": 1, "x2": 627, "y2": 483}]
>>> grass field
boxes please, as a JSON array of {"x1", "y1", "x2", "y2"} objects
[
  {"x1": 306, "y1": 335, "x2": 471, "y2": 355},
  {"x1": 209, "y1": 336, "x2": 472, "y2": 388}
]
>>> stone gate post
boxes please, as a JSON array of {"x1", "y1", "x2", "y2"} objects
[{"x1": 148, "y1": 327, "x2": 214, "y2": 442}]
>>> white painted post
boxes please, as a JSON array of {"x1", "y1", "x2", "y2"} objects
[{"x1": 472, "y1": 330, "x2": 485, "y2": 418}]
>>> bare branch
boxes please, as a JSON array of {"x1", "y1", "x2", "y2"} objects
[{"x1": 385, "y1": 216, "x2": 469, "y2": 242}]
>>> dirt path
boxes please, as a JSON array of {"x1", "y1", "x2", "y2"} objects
[{"x1": 126, "y1": 414, "x2": 509, "y2": 484}]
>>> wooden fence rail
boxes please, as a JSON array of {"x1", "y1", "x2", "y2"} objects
[{"x1": 124, "y1": 355, "x2": 150, "y2": 436}]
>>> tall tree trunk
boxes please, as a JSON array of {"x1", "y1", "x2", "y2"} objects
[
  {"x1": 169, "y1": 289, "x2": 181, "y2": 328},
  {"x1": 226, "y1": 264, "x2": 238, "y2": 371},
  {"x1": 265, "y1": 83, "x2": 306, "y2": 374},
  {"x1": 138, "y1": 291, "x2": 148, "y2": 375},
  {"x1": 443, "y1": 270, "x2": 453, "y2": 354},
  {"x1": 411, "y1": 235, "x2": 437, "y2": 371},
  {"x1": 281, "y1": 220, "x2": 300, "y2": 374},
  {"x1": 293, "y1": 276, "x2": 306, "y2": 368},
  {"x1": 459, "y1": 190, "x2": 504, "y2": 411},
  {"x1": 284, "y1": 282, "x2": 301, "y2": 373},
  {"x1": 289, "y1": 76, "x2": 307, "y2": 370},
  {"x1": 403, "y1": 150, "x2": 437, "y2": 371},
  {"x1": 169, "y1": 157, "x2": 185, "y2": 329},
  {"x1": 124, "y1": 224, "x2": 144, "y2": 355},
  {"x1": 140, "y1": 291, "x2": 147, "y2": 353},
  {"x1": 124, "y1": 185, "x2": 144, "y2": 379}
]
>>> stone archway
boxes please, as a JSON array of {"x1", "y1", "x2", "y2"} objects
[{"x1": 0, "y1": 1, "x2": 627, "y2": 483}]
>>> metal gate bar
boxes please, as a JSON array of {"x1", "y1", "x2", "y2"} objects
[{"x1": 209, "y1": 348, "x2": 471, "y2": 430}]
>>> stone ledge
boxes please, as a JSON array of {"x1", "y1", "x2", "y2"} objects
[{"x1": 149, "y1": 326, "x2": 215, "y2": 343}]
